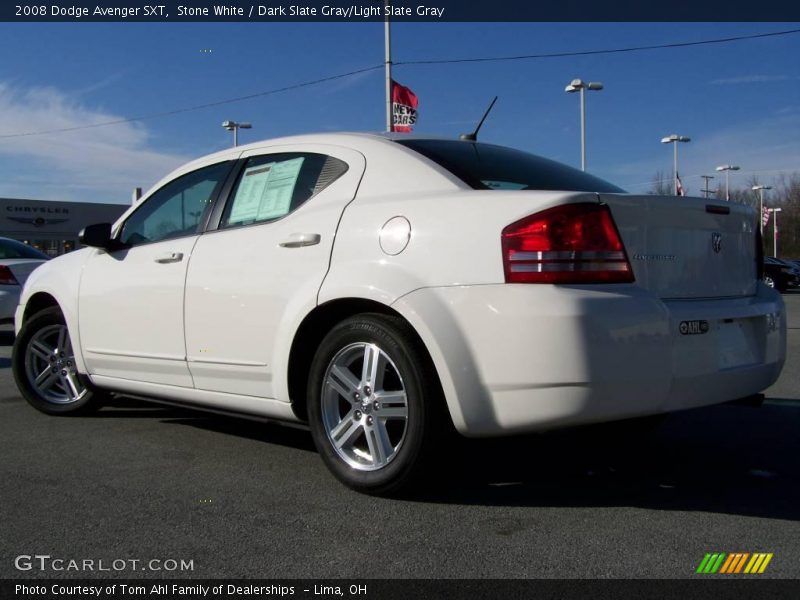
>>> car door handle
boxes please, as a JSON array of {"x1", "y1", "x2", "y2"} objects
[
  {"x1": 279, "y1": 233, "x2": 321, "y2": 248},
  {"x1": 154, "y1": 252, "x2": 184, "y2": 264}
]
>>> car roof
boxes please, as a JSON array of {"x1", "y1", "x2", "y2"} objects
[{"x1": 188, "y1": 132, "x2": 456, "y2": 164}]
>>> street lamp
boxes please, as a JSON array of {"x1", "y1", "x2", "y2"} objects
[
  {"x1": 715, "y1": 164, "x2": 740, "y2": 201},
  {"x1": 768, "y1": 207, "x2": 782, "y2": 257},
  {"x1": 752, "y1": 185, "x2": 772, "y2": 236},
  {"x1": 222, "y1": 120, "x2": 252, "y2": 147},
  {"x1": 565, "y1": 79, "x2": 603, "y2": 171},
  {"x1": 660, "y1": 134, "x2": 691, "y2": 196}
]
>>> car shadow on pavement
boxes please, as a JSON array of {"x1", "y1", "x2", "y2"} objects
[
  {"x1": 84, "y1": 395, "x2": 197, "y2": 420},
  {"x1": 97, "y1": 395, "x2": 317, "y2": 453},
  {"x1": 0, "y1": 330, "x2": 14, "y2": 347},
  {"x1": 160, "y1": 417, "x2": 317, "y2": 453},
  {"x1": 410, "y1": 400, "x2": 800, "y2": 521},
  {"x1": 92, "y1": 395, "x2": 799, "y2": 520}
]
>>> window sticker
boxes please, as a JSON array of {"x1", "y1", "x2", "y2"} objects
[{"x1": 229, "y1": 157, "x2": 305, "y2": 224}]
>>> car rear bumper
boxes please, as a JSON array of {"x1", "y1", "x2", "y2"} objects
[
  {"x1": 0, "y1": 287, "x2": 21, "y2": 323},
  {"x1": 394, "y1": 282, "x2": 786, "y2": 436}
]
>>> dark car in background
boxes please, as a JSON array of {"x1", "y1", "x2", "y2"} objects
[{"x1": 763, "y1": 256, "x2": 800, "y2": 292}]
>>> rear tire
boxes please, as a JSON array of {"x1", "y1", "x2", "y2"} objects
[
  {"x1": 307, "y1": 313, "x2": 444, "y2": 495},
  {"x1": 12, "y1": 307, "x2": 106, "y2": 415}
]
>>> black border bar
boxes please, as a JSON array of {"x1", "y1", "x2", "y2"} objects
[
  {"x1": 3, "y1": 0, "x2": 800, "y2": 22},
  {"x1": 4, "y1": 579, "x2": 800, "y2": 600}
]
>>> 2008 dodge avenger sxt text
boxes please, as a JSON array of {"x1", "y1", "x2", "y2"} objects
[{"x1": 12, "y1": 133, "x2": 786, "y2": 494}]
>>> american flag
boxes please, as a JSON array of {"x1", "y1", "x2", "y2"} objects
[
  {"x1": 763, "y1": 206, "x2": 771, "y2": 228},
  {"x1": 676, "y1": 172, "x2": 685, "y2": 196}
]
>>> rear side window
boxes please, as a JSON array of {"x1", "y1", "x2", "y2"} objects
[
  {"x1": 397, "y1": 139, "x2": 625, "y2": 193},
  {"x1": 221, "y1": 153, "x2": 348, "y2": 229}
]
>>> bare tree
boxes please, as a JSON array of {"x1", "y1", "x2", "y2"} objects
[{"x1": 648, "y1": 170, "x2": 673, "y2": 196}]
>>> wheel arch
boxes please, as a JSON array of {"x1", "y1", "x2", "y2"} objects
[
  {"x1": 17, "y1": 288, "x2": 89, "y2": 377},
  {"x1": 287, "y1": 297, "x2": 452, "y2": 427},
  {"x1": 21, "y1": 292, "x2": 60, "y2": 326}
]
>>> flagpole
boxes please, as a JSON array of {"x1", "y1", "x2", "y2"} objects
[{"x1": 384, "y1": 0, "x2": 392, "y2": 132}]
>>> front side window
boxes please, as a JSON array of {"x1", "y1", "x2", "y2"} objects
[
  {"x1": 221, "y1": 153, "x2": 348, "y2": 229},
  {"x1": 120, "y1": 161, "x2": 232, "y2": 247}
]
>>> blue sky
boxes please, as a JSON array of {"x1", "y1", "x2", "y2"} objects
[{"x1": 0, "y1": 21, "x2": 798, "y2": 203}]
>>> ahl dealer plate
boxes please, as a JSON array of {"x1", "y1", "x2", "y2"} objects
[{"x1": 679, "y1": 320, "x2": 710, "y2": 335}]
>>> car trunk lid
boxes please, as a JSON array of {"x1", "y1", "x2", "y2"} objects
[
  {"x1": 600, "y1": 194, "x2": 757, "y2": 299},
  {"x1": 3, "y1": 259, "x2": 47, "y2": 286}
]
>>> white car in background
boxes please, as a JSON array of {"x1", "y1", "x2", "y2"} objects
[
  {"x1": 12, "y1": 133, "x2": 786, "y2": 494},
  {"x1": 0, "y1": 237, "x2": 49, "y2": 324}
]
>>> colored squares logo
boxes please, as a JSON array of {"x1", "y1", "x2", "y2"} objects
[{"x1": 696, "y1": 552, "x2": 773, "y2": 574}]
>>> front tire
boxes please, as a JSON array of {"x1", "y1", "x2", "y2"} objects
[
  {"x1": 307, "y1": 314, "x2": 444, "y2": 495},
  {"x1": 12, "y1": 307, "x2": 105, "y2": 415}
]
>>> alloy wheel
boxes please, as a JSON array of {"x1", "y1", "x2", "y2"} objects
[
  {"x1": 320, "y1": 342, "x2": 409, "y2": 471},
  {"x1": 24, "y1": 324, "x2": 86, "y2": 405}
]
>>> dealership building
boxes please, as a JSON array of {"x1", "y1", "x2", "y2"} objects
[{"x1": 0, "y1": 197, "x2": 129, "y2": 257}]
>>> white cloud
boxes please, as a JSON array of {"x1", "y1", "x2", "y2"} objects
[
  {"x1": 70, "y1": 69, "x2": 131, "y2": 98},
  {"x1": 0, "y1": 83, "x2": 189, "y2": 203},
  {"x1": 608, "y1": 112, "x2": 800, "y2": 194},
  {"x1": 321, "y1": 68, "x2": 378, "y2": 94}
]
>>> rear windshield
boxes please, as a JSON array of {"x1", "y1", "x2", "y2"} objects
[
  {"x1": 0, "y1": 238, "x2": 50, "y2": 260},
  {"x1": 397, "y1": 139, "x2": 625, "y2": 193}
]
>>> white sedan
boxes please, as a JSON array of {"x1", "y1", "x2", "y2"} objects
[
  {"x1": 12, "y1": 133, "x2": 786, "y2": 494},
  {"x1": 0, "y1": 237, "x2": 49, "y2": 323}
]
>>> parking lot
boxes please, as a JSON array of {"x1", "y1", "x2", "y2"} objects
[{"x1": 1, "y1": 293, "x2": 799, "y2": 580}]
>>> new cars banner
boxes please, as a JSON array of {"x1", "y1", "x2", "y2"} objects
[{"x1": 391, "y1": 80, "x2": 418, "y2": 132}]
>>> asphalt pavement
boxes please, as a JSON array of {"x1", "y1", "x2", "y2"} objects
[{"x1": 1, "y1": 293, "x2": 799, "y2": 579}]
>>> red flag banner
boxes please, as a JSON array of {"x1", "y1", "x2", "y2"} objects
[
  {"x1": 676, "y1": 172, "x2": 685, "y2": 196},
  {"x1": 391, "y1": 80, "x2": 418, "y2": 133}
]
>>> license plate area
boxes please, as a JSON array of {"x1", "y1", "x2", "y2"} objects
[{"x1": 718, "y1": 318, "x2": 761, "y2": 370}]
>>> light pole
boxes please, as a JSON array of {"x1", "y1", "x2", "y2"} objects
[
  {"x1": 752, "y1": 185, "x2": 772, "y2": 236},
  {"x1": 769, "y1": 207, "x2": 782, "y2": 257},
  {"x1": 701, "y1": 175, "x2": 715, "y2": 198},
  {"x1": 661, "y1": 134, "x2": 691, "y2": 195},
  {"x1": 222, "y1": 120, "x2": 252, "y2": 147},
  {"x1": 384, "y1": 0, "x2": 392, "y2": 132},
  {"x1": 565, "y1": 79, "x2": 603, "y2": 171},
  {"x1": 715, "y1": 164, "x2": 740, "y2": 201}
]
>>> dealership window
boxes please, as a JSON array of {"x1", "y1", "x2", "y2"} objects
[
  {"x1": 120, "y1": 161, "x2": 232, "y2": 247},
  {"x1": 20, "y1": 239, "x2": 77, "y2": 257},
  {"x1": 220, "y1": 153, "x2": 348, "y2": 229}
]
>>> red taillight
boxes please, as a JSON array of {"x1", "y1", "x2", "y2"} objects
[
  {"x1": 501, "y1": 203, "x2": 634, "y2": 284},
  {"x1": 0, "y1": 265, "x2": 18, "y2": 285}
]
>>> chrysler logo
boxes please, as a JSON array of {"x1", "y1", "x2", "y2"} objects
[
  {"x1": 7, "y1": 216, "x2": 69, "y2": 227},
  {"x1": 712, "y1": 232, "x2": 722, "y2": 253}
]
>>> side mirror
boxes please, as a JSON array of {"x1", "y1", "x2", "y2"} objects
[{"x1": 79, "y1": 223, "x2": 117, "y2": 250}]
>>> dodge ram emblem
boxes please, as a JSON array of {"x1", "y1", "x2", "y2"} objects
[{"x1": 711, "y1": 232, "x2": 722, "y2": 253}]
